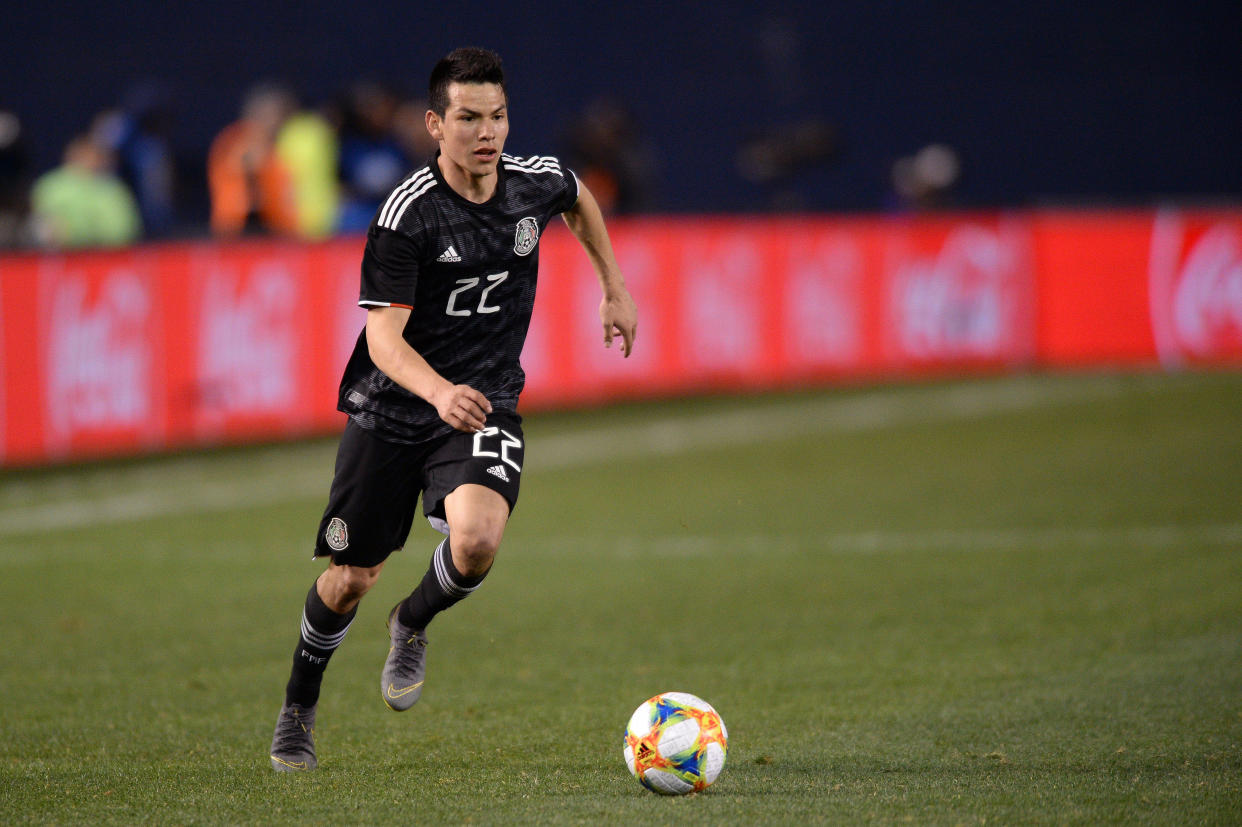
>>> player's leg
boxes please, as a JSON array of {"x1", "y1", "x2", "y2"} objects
[
  {"x1": 382, "y1": 416, "x2": 524, "y2": 711},
  {"x1": 396, "y1": 484, "x2": 507, "y2": 627},
  {"x1": 282, "y1": 560, "x2": 384, "y2": 710},
  {"x1": 271, "y1": 420, "x2": 420, "y2": 770},
  {"x1": 382, "y1": 485, "x2": 509, "y2": 711},
  {"x1": 270, "y1": 562, "x2": 380, "y2": 772}
]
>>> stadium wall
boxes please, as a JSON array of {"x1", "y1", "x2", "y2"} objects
[{"x1": 1, "y1": 208, "x2": 1239, "y2": 466}]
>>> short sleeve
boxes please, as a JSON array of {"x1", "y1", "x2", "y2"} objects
[
  {"x1": 552, "y1": 168, "x2": 580, "y2": 215},
  {"x1": 359, "y1": 226, "x2": 423, "y2": 308}
]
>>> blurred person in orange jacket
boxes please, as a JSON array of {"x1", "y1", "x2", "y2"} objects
[{"x1": 208, "y1": 83, "x2": 298, "y2": 236}]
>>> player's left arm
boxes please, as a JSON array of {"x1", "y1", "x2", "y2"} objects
[{"x1": 561, "y1": 181, "x2": 638, "y2": 357}]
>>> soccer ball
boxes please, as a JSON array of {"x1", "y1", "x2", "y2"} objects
[{"x1": 622, "y1": 692, "x2": 728, "y2": 795}]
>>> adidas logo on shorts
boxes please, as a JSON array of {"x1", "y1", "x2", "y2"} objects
[{"x1": 486, "y1": 464, "x2": 510, "y2": 482}]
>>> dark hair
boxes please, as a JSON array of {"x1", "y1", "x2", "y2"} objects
[{"x1": 429, "y1": 47, "x2": 506, "y2": 116}]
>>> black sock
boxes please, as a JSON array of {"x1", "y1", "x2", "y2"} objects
[
  {"x1": 397, "y1": 538, "x2": 489, "y2": 630},
  {"x1": 284, "y1": 581, "x2": 357, "y2": 708}
]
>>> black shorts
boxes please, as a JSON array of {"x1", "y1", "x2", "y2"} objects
[{"x1": 313, "y1": 412, "x2": 525, "y2": 568}]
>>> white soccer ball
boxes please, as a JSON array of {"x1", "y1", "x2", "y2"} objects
[{"x1": 622, "y1": 691, "x2": 728, "y2": 795}]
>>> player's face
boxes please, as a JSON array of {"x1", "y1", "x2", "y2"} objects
[{"x1": 427, "y1": 82, "x2": 509, "y2": 180}]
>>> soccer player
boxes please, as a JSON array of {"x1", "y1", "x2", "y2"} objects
[{"x1": 269, "y1": 47, "x2": 637, "y2": 772}]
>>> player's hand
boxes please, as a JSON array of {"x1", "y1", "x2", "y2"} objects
[
  {"x1": 431, "y1": 384, "x2": 492, "y2": 432},
  {"x1": 601, "y1": 286, "x2": 638, "y2": 358}
]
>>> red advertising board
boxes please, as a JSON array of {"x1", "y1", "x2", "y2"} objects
[
  {"x1": 2, "y1": 208, "x2": 1239, "y2": 466},
  {"x1": 1147, "y1": 211, "x2": 1242, "y2": 367}
]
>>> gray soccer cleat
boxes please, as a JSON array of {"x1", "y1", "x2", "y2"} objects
[
  {"x1": 382, "y1": 605, "x2": 428, "y2": 711},
  {"x1": 269, "y1": 703, "x2": 317, "y2": 772}
]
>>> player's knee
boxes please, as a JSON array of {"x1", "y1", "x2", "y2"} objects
[
  {"x1": 450, "y1": 529, "x2": 501, "y2": 576},
  {"x1": 325, "y1": 562, "x2": 383, "y2": 603},
  {"x1": 444, "y1": 485, "x2": 509, "y2": 576}
]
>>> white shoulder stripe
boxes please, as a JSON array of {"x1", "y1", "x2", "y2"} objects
[
  {"x1": 377, "y1": 170, "x2": 428, "y2": 228},
  {"x1": 502, "y1": 154, "x2": 562, "y2": 171},
  {"x1": 503, "y1": 156, "x2": 564, "y2": 177},
  {"x1": 385, "y1": 178, "x2": 437, "y2": 230},
  {"x1": 524, "y1": 159, "x2": 562, "y2": 171},
  {"x1": 379, "y1": 168, "x2": 433, "y2": 228},
  {"x1": 378, "y1": 168, "x2": 433, "y2": 228},
  {"x1": 382, "y1": 167, "x2": 431, "y2": 203},
  {"x1": 503, "y1": 164, "x2": 564, "y2": 177},
  {"x1": 513, "y1": 154, "x2": 560, "y2": 166}
]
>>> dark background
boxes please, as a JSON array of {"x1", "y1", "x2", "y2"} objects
[{"x1": 5, "y1": 0, "x2": 1240, "y2": 216}]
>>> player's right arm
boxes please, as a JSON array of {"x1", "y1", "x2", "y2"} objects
[
  {"x1": 365, "y1": 304, "x2": 492, "y2": 433},
  {"x1": 361, "y1": 217, "x2": 492, "y2": 433}
]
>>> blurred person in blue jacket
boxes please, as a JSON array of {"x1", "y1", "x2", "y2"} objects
[
  {"x1": 92, "y1": 81, "x2": 177, "y2": 237},
  {"x1": 336, "y1": 82, "x2": 410, "y2": 232}
]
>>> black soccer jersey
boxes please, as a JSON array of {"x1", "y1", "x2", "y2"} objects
[{"x1": 338, "y1": 152, "x2": 579, "y2": 445}]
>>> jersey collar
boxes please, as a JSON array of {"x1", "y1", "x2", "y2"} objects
[{"x1": 429, "y1": 150, "x2": 506, "y2": 208}]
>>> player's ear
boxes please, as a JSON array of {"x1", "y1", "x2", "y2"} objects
[{"x1": 425, "y1": 109, "x2": 443, "y2": 142}]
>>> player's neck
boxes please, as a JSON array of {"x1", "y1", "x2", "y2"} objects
[{"x1": 437, "y1": 153, "x2": 498, "y2": 204}]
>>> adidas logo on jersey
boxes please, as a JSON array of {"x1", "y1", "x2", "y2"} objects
[
  {"x1": 437, "y1": 245, "x2": 462, "y2": 262},
  {"x1": 486, "y1": 464, "x2": 510, "y2": 482}
]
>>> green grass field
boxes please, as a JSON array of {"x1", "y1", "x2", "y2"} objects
[{"x1": 2, "y1": 370, "x2": 1240, "y2": 825}]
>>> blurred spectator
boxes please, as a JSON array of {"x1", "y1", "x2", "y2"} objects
[
  {"x1": 562, "y1": 97, "x2": 656, "y2": 215},
  {"x1": 29, "y1": 134, "x2": 142, "y2": 248},
  {"x1": 208, "y1": 83, "x2": 298, "y2": 237},
  {"x1": 391, "y1": 96, "x2": 437, "y2": 164},
  {"x1": 336, "y1": 82, "x2": 414, "y2": 232},
  {"x1": 735, "y1": 120, "x2": 839, "y2": 211},
  {"x1": 91, "y1": 80, "x2": 178, "y2": 237},
  {"x1": 0, "y1": 110, "x2": 32, "y2": 247},
  {"x1": 275, "y1": 104, "x2": 340, "y2": 239},
  {"x1": 887, "y1": 143, "x2": 961, "y2": 211}
]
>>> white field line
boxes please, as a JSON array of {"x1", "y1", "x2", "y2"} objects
[
  {"x1": 535, "y1": 523, "x2": 1242, "y2": 558},
  {"x1": 0, "y1": 374, "x2": 1139, "y2": 538}
]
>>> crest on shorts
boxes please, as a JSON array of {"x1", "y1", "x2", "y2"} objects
[
  {"x1": 514, "y1": 217, "x2": 539, "y2": 256},
  {"x1": 325, "y1": 517, "x2": 349, "y2": 551}
]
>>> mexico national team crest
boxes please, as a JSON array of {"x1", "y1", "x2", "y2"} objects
[
  {"x1": 325, "y1": 517, "x2": 349, "y2": 551},
  {"x1": 514, "y1": 217, "x2": 539, "y2": 256}
]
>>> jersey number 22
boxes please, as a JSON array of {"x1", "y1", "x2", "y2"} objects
[{"x1": 447, "y1": 272, "x2": 508, "y2": 317}]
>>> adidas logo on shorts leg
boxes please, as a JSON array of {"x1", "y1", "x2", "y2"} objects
[{"x1": 486, "y1": 464, "x2": 510, "y2": 482}]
